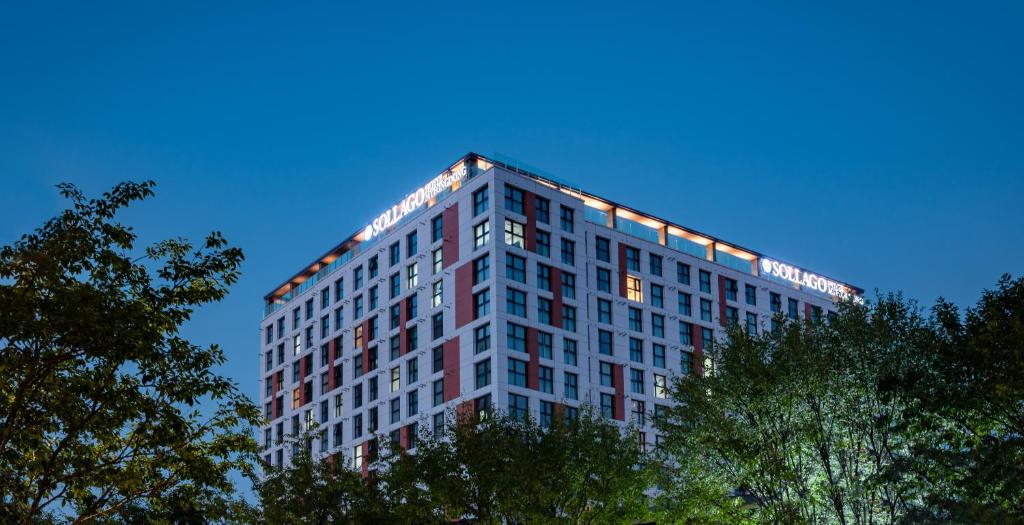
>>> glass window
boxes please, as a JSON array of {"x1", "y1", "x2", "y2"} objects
[
  {"x1": 536, "y1": 231, "x2": 550, "y2": 257},
  {"x1": 746, "y1": 312, "x2": 758, "y2": 333},
  {"x1": 597, "y1": 298, "x2": 612, "y2": 324},
  {"x1": 431, "y1": 214, "x2": 443, "y2": 243},
  {"x1": 629, "y1": 337, "x2": 643, "y2": 363},
  {"x1": 650, "y1": 283, "x2": 663, "y2": 308},
  {"x1": 677, "y1": 262, "x2": 690, "y2": 285},
  {"x1": 625, "y1": 247, "x2": 640, "y2": 271},
  {"x1": 599, "y1": 361, "x2": 614, "y2": 387},
  {"x1": 559, "y1": 205, "x2": 574, "y2": 233},
  {"x1": 504, "y1": 185, "x2": 525, "y2": 214},
  {"x1": 600, "y1": 393, "x2": 615, "y2": 419},
  {"x1": 649, "y1": 254, "x2": 663, "y2": 276},
  {"x1": 560, "y1": 239, "x2": 575, "y2": 266},
  {"x1": 628, "y1": 307, "x2": 643, "y2": 332},
  {"x1": 504, "y1": 219, "x2": 525, "y2": 248},
  {"x1": 537, "y1": 263, "x2": 551, "y2": 291},
  {"x1": 561, "y1": 272, "x2": 576, "y2": 299},
  {"x1": 368, "y1": 255, "x2": 379, "y2": 279},
  {"x1": 700, "y1": 298, "x2": 712, "y2": 322},
  {"x1": 653, "y1": 343, "x2": 666, "y2": 368},
  {"x1": 508, "y1": 358, "x2": 527, "y2": 387},
  {"x1": 538, "y1": 331, "x2": 552, "y2": 359},
  {"x1": 563, "y1": 338, "x2": 578, "y2": 366},
  {"x1": 473, "y1": 255, "x2": 490, "y2": 284},
  {"x1": 389, "y1": 242, "x2": 401, "y2": 266},
  {"x1": 539, "y1": 366, "x2": 553, "y2": 393},
  {"x1": 474, "y1": 323, "x2": 491, "y2": 354},
  {"x1": 596, "y1": 236, "x2": 611, "y2": 262},
  {"x1": 652, "y1": 313, "x2": 664, "y2": 338},
  {"x1": 509, "y1": 393, "x2": 528, "y2": 420},
  {"x1": 505, "y1": 253, "x2": 526, "y2": 283},
  {"x1": 626, "y1": 276, "x2": 643, "y2": 302},
  {"x1": 432, "y1": 281, "x2": 443, "y2": 308},
  {"x1": 475, "y1": 358, "x2": 491, "y2": 389},
  {"x1": 473, "y1": 185, "x2": 489, "y2": 216},
  {"x1": 538, "y1": 297, "x2": 552, "y2": 325},
  {"x1": 406, "y1": 263, "x2": 418, "y2": 289},
  {"x1": 630, "y1": 369, "x2": 644, "y2": 394},
  {"x1": 561, "y1": 305, "x2": 576, "y2": 332},
  {"x1": 474, "y1": 220, "x2": 490, "y2": 249},
  {"x1": 407, "y1": 231, "x2": 418, "y2": 257},
  {"x1": 473, "y1": 289, "x2": 490, "y2": 319},
  {"x1": 745, "y1": 284, "x2": 757, "y2": 306},
  {"x1": 654, "y1": 374, "x2": 668, "y2": 399},
  {"x1": 725, "y1": 278, "x2": 738, "y2": 301},
  {"x1": 506, "y1": 288, "x2": 527, "y2": 317},
  {"x1": 598, "y1": 329, "x2": 613, "y2": 355},
  {"x1": 507, "y1": 322, "x2": 526, "y2": 352},
  {"x1": 564, "y1": 372, "x2": 578, "y2": 400},
  {"x1": 596, "y1": 267, "x2": 611, "y2": 292},
  {"x1": 699, "y1": 270, "x2": 711, "y2": 293},
  {"x1": 432, "y1": 248, "x2": 443, "y2": 274},
  {"x1": 535, "y1": 196, "x2": 550, "y2": 224}
]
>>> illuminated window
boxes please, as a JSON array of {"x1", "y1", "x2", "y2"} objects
[
  {"x1": 293, "y1": 334, "x2": 301, "y2": 356},
  {"x1": 474, "y1": 220, "x2": 490, "y2": 249},
  {"x1": 406, "y1": 263, "x2": 418, "y2": 289},
  {"x1": 504, "y1": 219, "x2": 525, "y2": 248},
  {"x1": 432, "y1": 248, "x2": 443, "y2": 274},
  {"x1": 626, "y1": 276, "x2": 644, "y2": 302},
  {"x1": 292, "y1": 388, "x2": 301, "y2": 409},
  {"x1": 654, "y1": 374, "x2": 667, "y2": 399},
  {"x1": 432, "y1": 281, "x2": 443, "y2": 308},
  {"x1": 353, "y1": 445, "x2": 363, "y2": 469}
]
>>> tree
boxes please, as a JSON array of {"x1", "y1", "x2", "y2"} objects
[
  {"x1": 0, "y1": 182, "x2": 260, "y2": 523},
  {"x1": 902, "y1": 275, "x2": 1024, "y2": 523},
  {"x1": 255, "y1": 429, "x2": 392, "y2": 524},
  {"x1": 654, "y1": 297, "x2": 930, "y2": 524},
  {"x1": 378, "y1": 407, "x2": 653, "y2": 524}
]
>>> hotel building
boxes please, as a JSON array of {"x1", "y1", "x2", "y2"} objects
[{"x1": 258, "y1": 153, "x2": 863, "y2": 473}]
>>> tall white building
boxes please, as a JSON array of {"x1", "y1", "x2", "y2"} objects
[{"x1": 258, "y1": 153, "x2": 863, "y2": 475}]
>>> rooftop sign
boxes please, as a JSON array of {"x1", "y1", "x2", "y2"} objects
[
  {"x1": 362, "y1": 165, "x2": 468, "y2": 241},
  {"x1": 759, "y1": 258, "x2": 864, "y2": 304}
]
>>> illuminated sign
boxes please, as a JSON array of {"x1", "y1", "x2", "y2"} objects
[
  {"x1": 362, "y1": 165, "x2": 468, "y2": 240},
  {"x1": 759, "y1": 258, "x2": 863, "y2": 304}
]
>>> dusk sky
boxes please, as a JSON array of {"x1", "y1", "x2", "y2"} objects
[{"x1": 2, "y1": 0, "x2": 1022, "y2": 467}]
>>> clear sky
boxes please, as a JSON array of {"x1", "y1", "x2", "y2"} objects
[{"x1": 2, "y1": 0, "x2": 1022, "y2": 490}]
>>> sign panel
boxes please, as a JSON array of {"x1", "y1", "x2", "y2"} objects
[
  {"x1": 363, "y1": 165, "x2": 468, "y2": 240},
  {"x1": 759, "y1": 258, "x2": 863, "y2": 304}
]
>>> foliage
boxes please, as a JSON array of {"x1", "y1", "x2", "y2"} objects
[{"x1": 0, "y1": 182, "x2": 259, "y2": 523}]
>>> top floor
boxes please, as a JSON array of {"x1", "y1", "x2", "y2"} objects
[{"x1": 263, "y1": 153, "x2": 863, "y2": 318}]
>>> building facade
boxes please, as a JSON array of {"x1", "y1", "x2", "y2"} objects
[{"x1": 258, "y1": 153, "x2": 863, "y2": 474}]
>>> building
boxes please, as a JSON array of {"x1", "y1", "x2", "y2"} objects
[{"x1": 258, "y1": 153, "x2": 864, "y2": 474}]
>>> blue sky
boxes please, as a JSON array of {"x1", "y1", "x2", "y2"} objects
[{"x1": 2, "y1": 0, "x2": 1022, "y2": 492}]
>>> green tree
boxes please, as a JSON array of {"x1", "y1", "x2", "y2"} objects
[
  {"x1": 255, "y1": 429, "x2": 392, "y2": 524},
  {"x1": 655, "y1": 297, "x2": 930, "y2": 524},
  {"x1": 0, "y1": 182, "x2": 259, "y2": 523},
  {"x1": 379, "y1": 407, "x2": 653, "y2": 524},
  {"x1": 903, "y1": 275, "x2": 1024, "y2": 523}
]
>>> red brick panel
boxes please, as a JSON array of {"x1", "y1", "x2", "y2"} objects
[
  {"x1": 718, "y1": 275, "x2": 728, "y2": 327},
  {"x1": 524, "y1": 191, "x2": 537, "y2": 252},
  {"x1": 612, "y1": 363, "x2": 625, "y2": 421},
  {"x1": 805, "y1": 302, "x2": 812, "y2": 321},
  {"x1": 442, "y1": 204, "x2": 460, "y2": 269},
  {"x1": 526, "y1": 327, "x2": 539, "y2": 390},
  {"x1": 360, "y1": 441, "x2": 370, "y2": 478},
  {"x1": 456, "y1": 399, "x2": 474, "y2": 423},
  {"x1": 399, "y1": 425, "x2": 410, "y2": 450},
  {"x1": 454, "y1": 262, "x2": 474, "y2": 329},
  {"x1": 443, "y1": 336, "x2": 461, "y2": 401}
]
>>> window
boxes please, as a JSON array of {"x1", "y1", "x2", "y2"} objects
[
  {"x1": 390, "y1": 334, "x2": 400, "y2": 359},
  {"x1": 506, "y1": 288, "x2": 527, "y2": 317},
  {"x1": 536, "y1": 231, "x2": 550, "y2": 257},
  {"x1": 596, "y1": 236, "x2": 611, "y2": 262},
  {"x1": 626, "y1": 276, "x2": 643, "y2": 302},
  {"x1": 432, "y1": 412, "x2": 444, "y2": 437},
  {"x1": 292, "y1": 308, "x2": 300, "y2": 329},
  {"x1": 407, "y1": 263, "x2": 418, "y2": 289},
  {"x1": 680, "y1": 321, "x2": 693, "y2": 346},
  {"x1": 535, "y1": 196, "x2": 550, "y2": 224},
  {"x1": 406, "y1": 326, "x2": 418, "y2": 353},
  {"x1": 475, "y1": 394, "x2": 492, "y2": 420},
  {"x1": 600, "y1": 393, "x2": 615, "y2": 419},
  {"x1": 305, "y1": 298, "x2": 314, "y2": 320},
  {"x1": 320, "y1": 288, "x2": 330, "y2": 310},
  {"x1": 652, "y1": 313, "x2": 664, "y2": 338},
  {"x1": 600, "y1": 361, "x2": 614, "y2": 387},
  {"x1": 473, "y1": 289, "x2": 490, "y2": 319},
  {"x1": 406, "y1": 231, "x2": 418, "y2": 257},
  {"x1": 562, "y1": 305, "x2": 576, "y2": 332},
  {"x1": 564, "y1": 372, "x2": 578, "y2": 400},
  {"x1": 725, "y1": 306, "x2": 739, "y2": 326},
  {"x1": 475, "y1": 358, "x2": 491, "y2": 389},
  {"x1": 724, "y1": 278, "x2": 738, "y2": 301},
  {"x1": 677, "y1": 262, "x2": 690, "y2": 285},
  {"x1": 538, "y1": 331, "x2": 552, "y2": 359},
  {"x1": 596, "y1": 267, "x2": 611, "y2": 292},
  {"x1": 504, "y1": 219, "x2": 525, "y2": 248},
  {"x1": 408, "y1": 390, "x2": 419, "y2": 416},
  {"x1": 559, "y1": 205, "x2": 574, "y2": 233},
  {"x1": 504, "y1": 184, "x2": 525, "y2": 214},
  {"x1": 432, "y1": 248, "x2": 443, "y2": 274},
  {"x1": 473, "y1": 256, "x2": 490, "y2": 284},
  {"x1": 539, "y1": 366, "x2": 553, "y2": 393},
  {"x1": 505, "y1": 253, "x2": 526, "y2": 283},
  {"x1": 702, "y1": 327, "x2": 714, "y2": 353},
  {"x1": 681, "y1": 351, "x2": 694, "y2": 375},
  {"x1": 389, "y1": 242, "x2": 401, "y2": 266},
  {"x1": 653, "y1": 343, "x2": 666, "y2": 368},
  {"x1": 700, "y1": 298, "x2": 713, "y2": 322},
  {"x1": 631, "y1": 399, "x2": 646, "y2": 426},
  {"x1": 650, "y1": 283, "x2": 663, "y2": 308},
  {"x1": 537, "y1": 263, "x2": 551, "y2": 291},
  {"x1": 277, "y1": 317, "x2": 285, "y2": 340},
  {"x1": 699, "y1": 270, "x2": 711, "y2": 293},
  {"x1": 431, "y1": 214, "x2": 443, "y2": 243},
  {"x1": 561, "y1": 337, "x2": 577, "y2": 366},
  {"x1": 369, "y1": 285, "x2": 378, "y2": 309},
  {"x1": 625, "y1": 247, "x2": 640, "y2": 271},
  {"x1": 746, "y1": 312, "x2": 758, "y2": 333},
  {"x1": 509, "y1": 393, "x2": 528, "y2": 421},
  {"x1": 508, "y1": 358, "x2": 527, "y2": 387},
  {"x1": 540, "y1": 400, "x2": 554, "y2": 427},
  {"x1": 745, "y1": 284, "x2": 757, "y2": 306},
  {"x1": 628, "y1": 307, "x2": 643, "y2": 332},
  {"x1": 407, "y1": 356, "x2": 418, "y2": 383},
  {"x1": 630, "y1": 369, "x2": 645, "y2": 394},
  {"x1": 474, "y1": 220, "x2": 490, "y2": 249},
  {"x1": 353, "y1": 267, "x2": 363, "y2": 290},
  {"x1": 369, "y1": 255, "x2": 379, "y2": 279},
  {"x1": 321, "y1": 315, "x2": 330, "y2": 339},
  {"x1": 560, "y1": 239, "x2": 575, "y2": 266},
  {"x1": 811, "y1": 305, "x2": 822, "y2": 322},
  {"x1": 391, "y1": 397, "x2": 401, "y2": 424},
  {"x1": 433, "y1": 379, "x2": 444, "y2": 406},
  {"x1": 432, "y1": 281, "x2": 443, "y2": 308},
  {"x1": 770, "y1": 292, "x2": 782, "y2": 313},
  {"x1": 538, "y1": 297, "x2": 552, "y2": 325},
  {"x1": 598, "y1": 329, "x2": 613, "y2": 355},
  {"x1": 654, "y1": 374, "x2": 668, "y2": 399},
  {"x1": 649, "y1": 254, "x2": 663, "y2": 276},
  {"x1": 629, "y1": 337, "x2": 643, "y2": 363},
  {"x1": 293, "y1": 334, "x2": 302, "y2": 356},
  {"x1": 406, "y1": 294, "x2": 418, "y2": 319},
  {"x1": 431, "y1": 345, "x2": 444, "y2": 374},
  {"x1": 432, "y1": 312, "x2": 444, "y2": 339},
  {"x1": 473, "y1": 185, "x2": 489, "y2": 216},
  {"x1": 389, "y1": 273, "x2": 400, "y2": 299},
  {"x1": 788, "y1": 298, "x2": 799, "y2": 320},
  {"x1": 507, "y1": 323, "x2": 527, "y2": 352},
  {"x1": 474, "y1": 323, "x2": 491, "y2": 354},
  {"x1": 561, "y1": 272, "x2": 575, "y2": 299}
]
